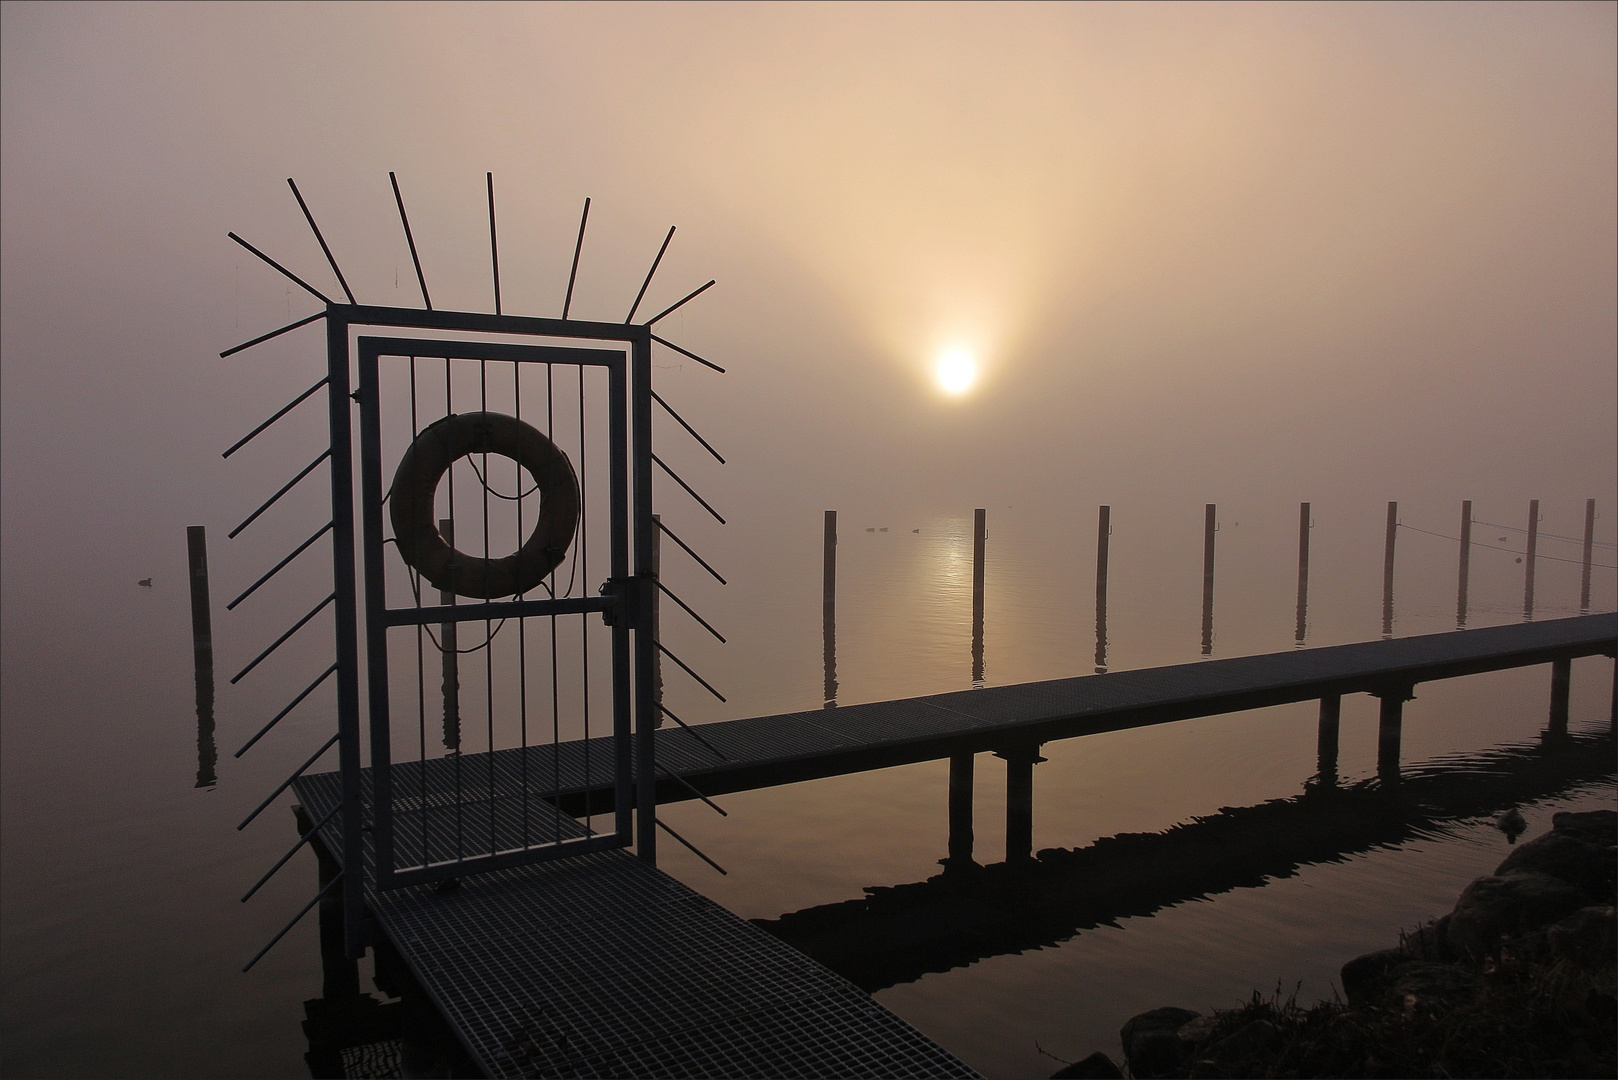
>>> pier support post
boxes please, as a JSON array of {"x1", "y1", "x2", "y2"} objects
[
  {"x1": 1376, "y1": 686, "x2": 1413, "y2": 785},
  {"x1": 1548, "y1": 658, "x2": 1571, "y2": 737},
  {"x1": 1316, "y1": 695, "x2": 1341, "y2": 785},
  {"x1": 997, "y1": 745, "x2": 1045, "y2": 865},
  {"x1": 295, "y1": 803, "x2": 360, "y2": 999},
  {"x1": 945, "y1": 753, "x2": 976, "y2": 872}
]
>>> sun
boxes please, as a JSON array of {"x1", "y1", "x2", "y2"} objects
[{"x1": 935, "y1": 348, "x2": 977, "y2": 396}]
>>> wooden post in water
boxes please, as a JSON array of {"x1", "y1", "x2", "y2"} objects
[
  {"x1": 1316, "y1": 695, "x2": 1340, "y2": 786},
  {"x1": 1095, "y1": 506, "x2": 1110, "y2": 673},
  {"x1": 1201, "y1": 505, "x2": 1216, "y2": 656},
  {"x1": 1580, "y1": 499, "x2": 1596, "y2": 614},
  {"x1": 1457, "y1": 500, "x2": 1472, "y2": 629},
  {"x1": 1548, "y1": 658, "x2": 1571, "y2": 737},
  {"x1": 946, "y1": 753, "x2": 975, "y2": 871},
  {"x1": 438, "y1": 519, "x2": 460, "y2": 752},
  {"x1": 1376, "y1": 686, "x2": 1412, "y2": 786},
  {"x1": 1382, "y1": 502, "x2": 1397, "y2": 639},
  {"x1": 1523, "y1": 499, "x2": 1539, "y2": 620},
  {"x1": 823, "y1": 510, "x2": 837, "y2": 708},
  {"x1": 972, "y1": 509, "x2": 986, "y2": 686},
  {"x1": 1295, "y1": 503, "x2": 1311, "y2": 646},
  {"x1": 997, "y1": 745, "x2": 1044, "y2": 865},
  {"x1": 187, "y1": 526, "x2": 217, "y2": 789}
]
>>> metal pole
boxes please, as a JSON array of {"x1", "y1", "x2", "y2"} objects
[
  {"x1": 632, "y1": 332, "x2": 657, "y2": 863},
  {"x1": 1382, "y1": 502, "x2": 1397, "y2": 639},
  {"x1": 438, "y1": 519, "x2": 460, "y2": 752},
  {"x1": 1523, "y1": 499, "x2": 1539, "y2": 620},
  {"x1": 187, "y1": 526, "x2": 217, "y2": 789},
  {"x1": 1580, "y1": 499, "x2": 1596, "y2": 613},
  {"x1": 1095, "y1": 506, "x2": 1110, "y2": 673},
  {"x1": 946, "y1": 753, "x2": 975, "y2": 870},
  {"x1": 1295, "y1": 503, "x2": 1310, "y2": 646},
  {"x1": 972, "y1": 509, "x2": 986, "y2": 687},
  {"x1": 1457, "y1": 500, "x2": 1472, "y2": 629},
  {"x1": 823, "y1": 510, "x2": 837, "y2": 708},
  {"x1": 1548, "y1": 658, "x2": 1571, "y2": 736},
  {"x1": 1316, "y1": 695, "x2": 1340, "y2": 786},
  {"x1": 1202, "y1": 504, "x2": 1216, "y2": 656},
  {"x1": 651, "y1": 513, "x2": 663, "y2": 726}
]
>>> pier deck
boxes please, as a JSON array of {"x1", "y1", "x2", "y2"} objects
[{"x1": 292, "y1": 614, "x2": 1613, "y2": 1077}]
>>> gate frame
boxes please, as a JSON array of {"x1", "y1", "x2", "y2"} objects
[{"x1": 325, "y1": 304, "x2": 659, "y2": 955}]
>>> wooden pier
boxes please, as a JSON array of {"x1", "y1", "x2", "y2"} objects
[{"x1": 292, "y1": 613, "x2": 1613, "y2": 1077}]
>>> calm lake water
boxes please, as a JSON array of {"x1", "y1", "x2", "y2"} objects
[{"x1": 2, "y1": 492, "x2": 1613, "y2": 1079}]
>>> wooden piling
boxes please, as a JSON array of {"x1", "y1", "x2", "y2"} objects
[
  {"x1": 1295, "y1": 503, "x2": 1310, "y2": 646},
  {"x1": 1377, "y1": 688, "x2": 1410, "y2": 785},
  {"x1": 972, "y1": 509, "x2": 986, "y2": 686},
  {"x1": 1316, "y1": 695, "x2": 1340, "y2": 785},
  {"x1": 823, "y1": 510, "x2": 837, "y2": 708},
  {"x1": 998, "y1": 746, "x2": 1043, "y2": 864},
  {"x1": 1095, "y1": 506, "x2": 1110, "y2": 673},
  {"x1": 187, "y1": 526, "x2": 217, "y2": 788},
  {"x1": 1457, "y1": 500, "x2": 1472, "y2": 629},
  {"x1": 1382, "y1": 502, "x2": 1397, "y2": 639},
  {"x1": 947, "y1": 753, "x2": 975, "y2": 869},
  {"x1": 1524, "y1": 499, "x2": 1539, "y2": 620},
  {"x1": 1580, "y1": 499, "x2": 1596, "y2": 613},
  {"x1": 1548, "y1": 658, "x2": 1571, "y2": 736},
  {"x1": 1202, "y1": 504, "x2": 1215, "y2": 656}
]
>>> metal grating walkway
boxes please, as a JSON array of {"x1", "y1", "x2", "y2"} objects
[{"x1": 292, "y1": 770, "x2": 981, "y2": 1079}]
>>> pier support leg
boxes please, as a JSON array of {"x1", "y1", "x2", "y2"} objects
[
  {"x1": 1316, "y1": 695, "x2": 1341, "y2": 786},
  {"x1": 1548, "y1": 658, "x2": 1571, "y2": 737},
  {"x1": 997, "y1": 745, "x2": 1045, "y2": 866},
  {"x1": 944, "y1": 753, "x2": 976, "y2": 872},
  {"x1": 1376, "y1": 687, "x2": 1413, "y2": 786},
  {"x1": 295, "y1": 804, "x2": 359, "y2": 1000}
]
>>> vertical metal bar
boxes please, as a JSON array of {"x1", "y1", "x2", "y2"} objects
[
  {"x1": 823, "y1": 510, "x2": 837, "y2": 708},
  {"x1": 357, "y1": 344, "x2": 395, "y2": 889},
  {"x1": 439, "y1": 519, "x2": 460, "y2": 751},
  {"x1": 651, "y1": 513, "x2": 664, "y2": 724},
  {"x1": 1095, "y1": 506, "x2": 1110, "y2": 674},
  {"x1": 946, "y1": 752, "x2": 974, "y2": 870},
  {"x1": 325, "y1": 310, "x2": 366, "y2": 958},
  {"x1": 1295, "y1": 503, "x2": 1310, "y2": 646},
  {"x1": 1457, "y1": 500, "x2": 1472, "y2": 629},
  {"x1": 632, "y1": 332, "x2": 657, "y2": 862},
  {"x1": 608, "y1": 356, "x2": 633, "y2": 847},
  {"x1": 1202, "y1": 504, "x2": 1216, "y2": 656},
  {"x1": 1382, "y1": 501, "x2": 1397, "y2": 639},
  {"x1": 972, "y1": 509, "x2": 986, "y2": 687},
  {"x1": 1580, "y1": 499, "x2": 1596, "y2": 613},
  {"x1": 1524, "y1": 499, "x2": 1539, "y2": 620},
  {"x1": 1316, "y1": 695, "x2": 1340, "y2": 786},
  {"x1": 486, "y1": 173, "x2": 502, "y2": 316},
  {"x1": 1548, "y1": 658, "x2": 1571, "y2": 736}
]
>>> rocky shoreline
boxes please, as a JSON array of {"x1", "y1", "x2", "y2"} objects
[{"x1": 1052, "y1": 810, "x2": 1616, "y2": 1079}]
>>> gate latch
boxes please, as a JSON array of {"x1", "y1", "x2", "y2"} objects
[{"x1": 599, "y1": 575, "x2": 655, "y2": 629}]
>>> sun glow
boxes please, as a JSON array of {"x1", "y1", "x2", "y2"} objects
[{"x1": 935, "y1": 348, "x2": 978, "y2": 396}]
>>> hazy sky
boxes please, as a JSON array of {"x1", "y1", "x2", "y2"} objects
[{"x1": 3, "y1": 1, "x2": 1614, "y2": 644}]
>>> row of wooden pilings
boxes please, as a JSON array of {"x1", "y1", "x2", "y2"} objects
[{"x1": 818, "y1": 502, "x2": 1607, "y2": 871}]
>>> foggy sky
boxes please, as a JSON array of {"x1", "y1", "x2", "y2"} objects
[{"x1": 3, "y1": 1, "x2": 1614, "y2": 653}]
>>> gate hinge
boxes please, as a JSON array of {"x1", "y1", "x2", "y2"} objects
[{"x1": 599, "y1": 574, "x2": 656, "y2": 629}]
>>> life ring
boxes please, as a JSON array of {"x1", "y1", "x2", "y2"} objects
[{"x1": 388, "y1": 411, "x2": 580, "y2": 599}]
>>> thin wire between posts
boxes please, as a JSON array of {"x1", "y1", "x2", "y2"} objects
[{"x1": 1398, "y1": 522, "x2": 1617, "y2": 570}]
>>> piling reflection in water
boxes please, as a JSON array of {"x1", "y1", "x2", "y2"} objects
[{"x1": 755, "y1": 731, "x2": 1614, "y2": 993}]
